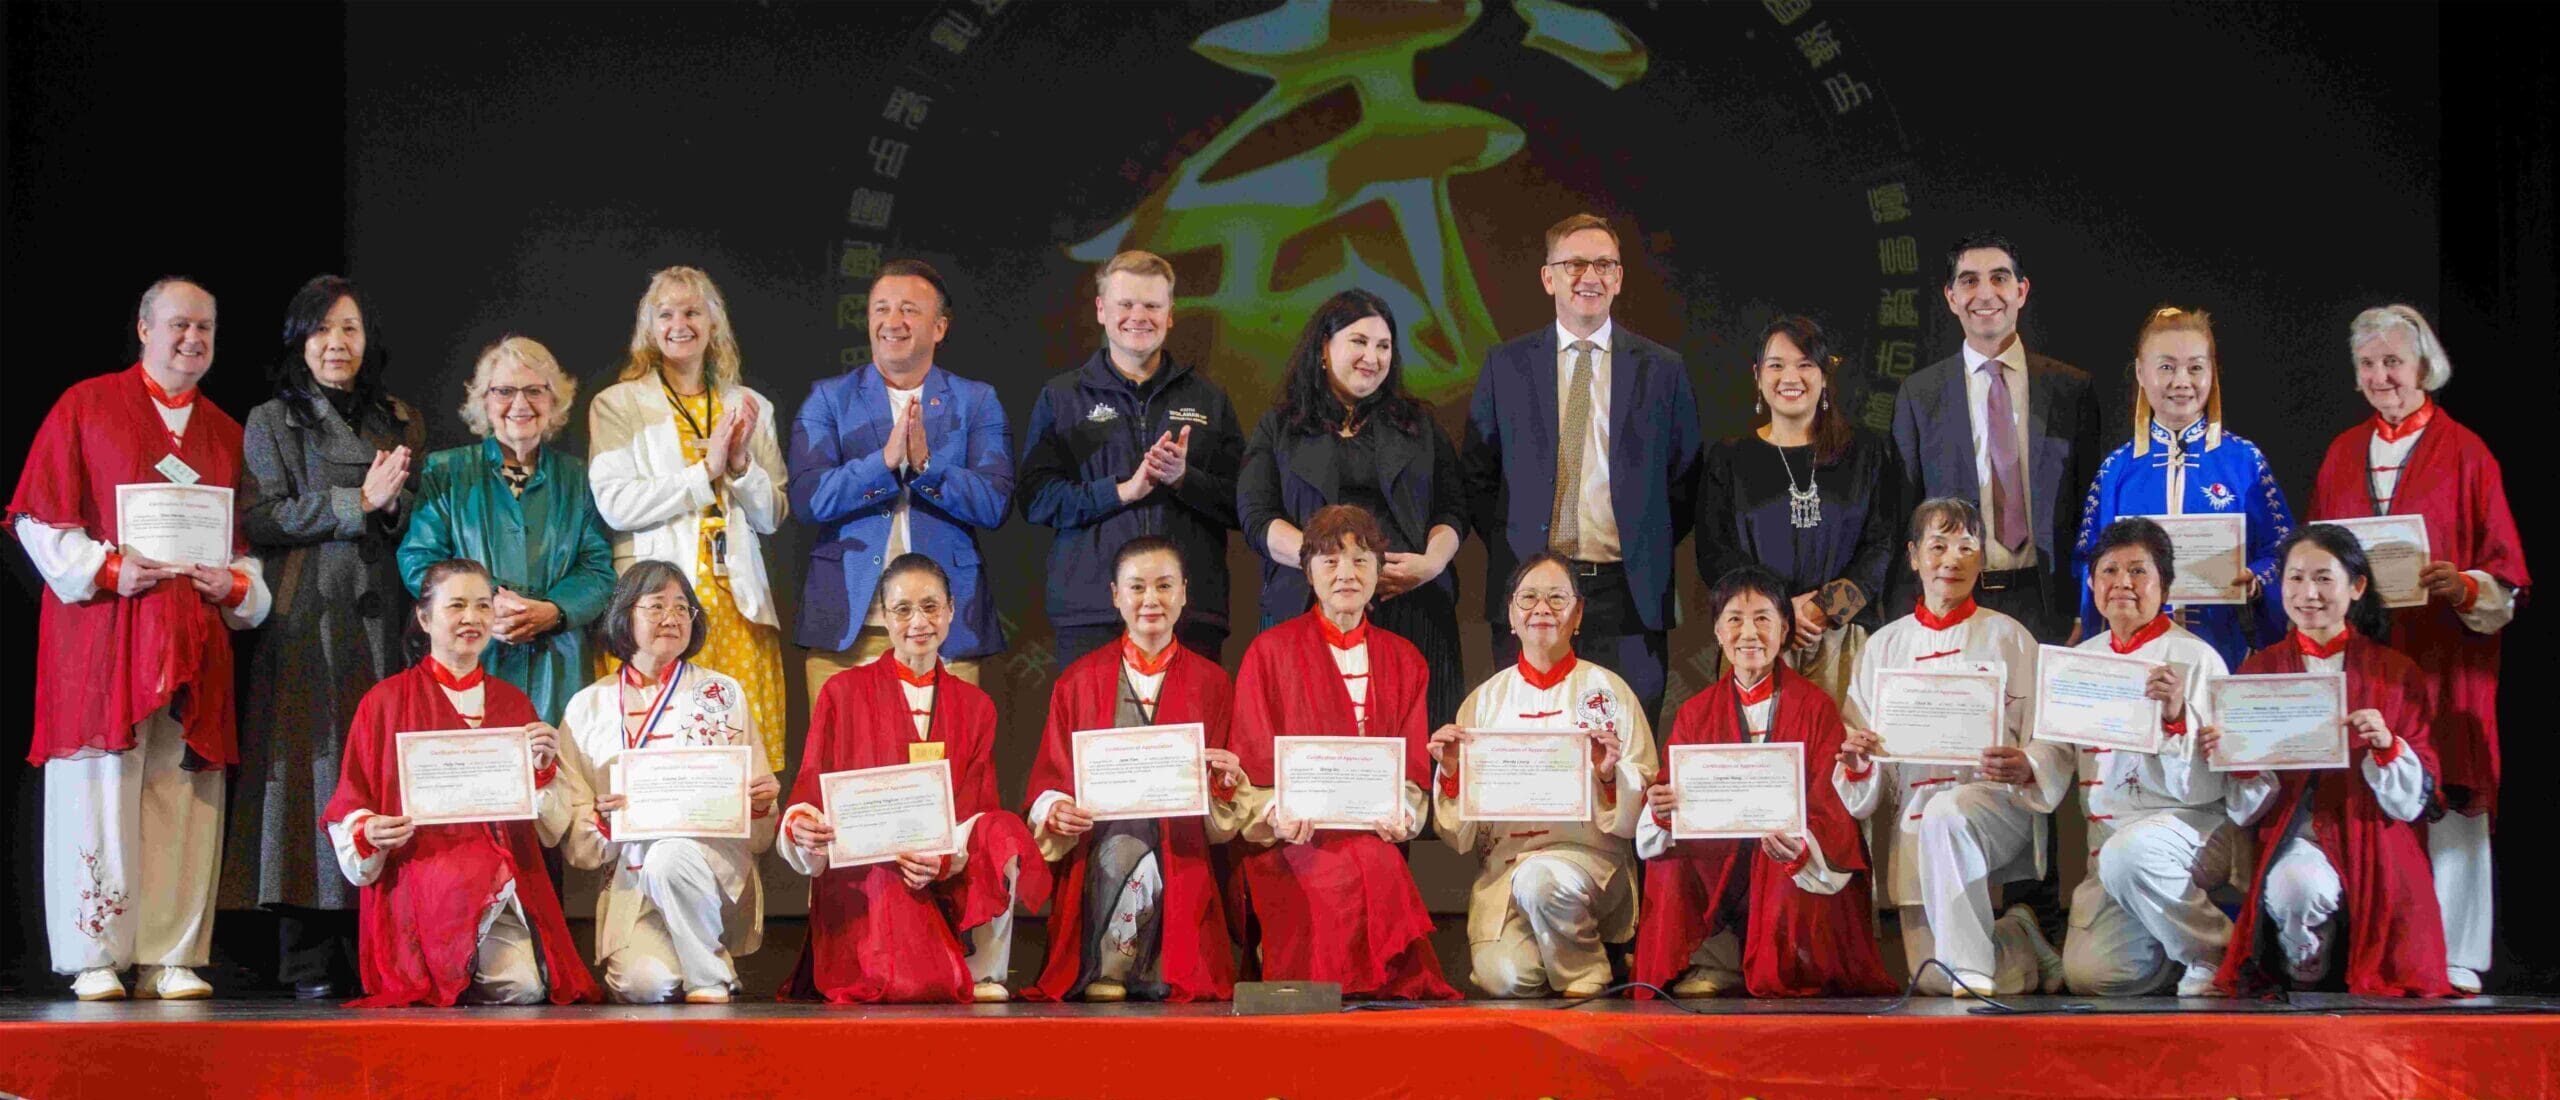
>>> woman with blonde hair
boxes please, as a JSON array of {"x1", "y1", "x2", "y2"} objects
[{"x1": 587, "y1": 266, "x2": 789, "y2": 769}]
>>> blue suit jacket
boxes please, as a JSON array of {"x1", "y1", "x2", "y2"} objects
[
  {"x1": 1461, "y1": 325, "x2": 1703, "y2": 630},
  {"x1": 786, "y1": 364, "x2": 1014, "y2": 658}
]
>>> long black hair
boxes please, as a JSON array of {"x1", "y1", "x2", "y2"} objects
[
  {"x1": 2275, "y1": 523, "x2": 2392, "y2": 644},
  {"x1": 272, "y1": 274, "x2": 396, "y2": 426},
  {"x1": 1273, "y1": 288, "x2": 1429, "y2": 438}
]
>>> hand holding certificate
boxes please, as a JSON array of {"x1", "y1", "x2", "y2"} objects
[
  {"x1": 2142, "y1": 513, "x2": 2248, "y2": 604},
  {"x1": 613, "y1": 746, "x2": 753, "y2": 840},
  {"x1": 2034, "y1": 645, "x2": 2164, "y2": 753},
  {"x1": 1869, "y1": 668, "x2": 2003, "y2": 765},
  {"x1": 1459, "y1": 729, "x2": 1592, "y2": 822},
  {"x1": 397, "y1": 727, "x2": 537, "y2": 826},
  {"x1": 2207, "y1": 673, "x2": 2349, "y2": 771},
  {"x1": 1274, "y1": 736, "x2": 1405, "y2": 830},
  {"x1": 115, "y1": 483, "x2": 233, "y2": 567},
  {"x1": 1071, "y1": 724, "x2": 1209, "y2": 821},
  {"x1": 820, "y1": 760, "x2": 956, "y2": 868},
  {"x1": 1667, "y1": 743, "x2": 1807, "y2": 839},
  {"x1": 2328, "y1": 516, "x2": 2430, "y2": 609}
]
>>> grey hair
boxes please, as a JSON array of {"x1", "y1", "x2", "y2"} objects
[
  {"x1": 137, "y1": 276, "x2": 210, "y2": 323},
  {"x1": 458, "y1": 334, "x2": 579, "y2": 440},
  {"x1": 2348, "y1": 305, "x2": 2452, "y2": 392}
]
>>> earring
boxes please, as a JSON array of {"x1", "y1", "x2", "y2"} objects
[
  {"x1": 1753, "y1": 398, "x2": 1764, "y2": 415},
  {"x1": 1821, "y1": 393, "x2": 1831, "y2": 410}
]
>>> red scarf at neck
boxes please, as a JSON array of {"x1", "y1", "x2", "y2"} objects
[
  {"x1": 889, "y1": 657, "x2": 939, "y2": 687},
  {"x1": 1316, "y1": 612, "x2": 1368, "y2": 650},
  {"x1": 139, "y1": 365, "x2": 198, "y2": 410},
  {"x1": 1123, "y1": 635, "x2": 1178, "y2": 677},
  {"x1": 1913, "y1": 597, "x2": 1979, "y2": 632},
  {"x1": 2294, "y1": 627, "x2": 2352, "y2": 660},
  {"x1": 423, "y1": 656, "x2": 486, "y2": 692},
  {"x1": 1517, "y1": 650, "x2": 1577, "y2": 690},
  {"x1": 2108, "y1": 615, "x2": 2174, "y2": 654},
  {"x1": 2371, "y1": 399, "x2": 2435, "y2": 444},
  {"x1": 1732, "y1": 670, "x2": 1777, "y2": 707}
]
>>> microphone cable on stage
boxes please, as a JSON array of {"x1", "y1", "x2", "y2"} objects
[{"x1": 1556, "y1": 959, "x2": 2044, "y2": 1016}]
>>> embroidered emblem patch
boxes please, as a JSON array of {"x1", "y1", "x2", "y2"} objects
[
  {"x1": 2203, "y1": 482, "x2": 2236, "y2": 510},
  {"x1": 1085, "y1": 403, "x2": 1120, "y2": 423},
  {"x1": 1577, "y1": 688, "x2": 1619, "y2": 730}
]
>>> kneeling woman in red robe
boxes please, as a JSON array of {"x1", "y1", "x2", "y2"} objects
[
  {"x1": 2207, "y1": 524, "x2": 2451, "y2": 997},
  {"x1": 1635, "y1": 565, "x2": 1897, "y2": 998},
  {"x1": 322, "y1": 558, "x2": 601, "y2": 1007},
  {"x1": 1226, "y1": 504, "x2": 1459, "y2": 1000},
  {"x1": 1024, "y1": 536, "x2": 1248, "y2": 1003},
  {"x1": 778, "y1": 553, "x2": 1051, "y2": 1003}
]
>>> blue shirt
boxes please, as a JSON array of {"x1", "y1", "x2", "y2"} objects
[{"x1": 2072, "y1": 419, "x2": 2294, "y2": 668}]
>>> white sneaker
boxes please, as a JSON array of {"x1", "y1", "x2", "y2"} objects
[
  {"x1": 2003, "y1": 905, "x2": 2065, "y2": 993},
  {"x1": 70, "y1": 968, "x2": 126, "y2": 1002},
  {"x1": 135, "y1": 966, "x2": 212, "y2": 1000},
  {"x1": 2448, "y1": 966, "x2": 2484, "y2": 995},
  {"x1": 971, "y1": 980, "x2": 1010, "y2": 1003},
  {"x1": 1945, "y1": 969, "x2": 2000, "y2": 999},
  {"x1": 2175, "y1": 963, "x2": 2220, "y2": 998}
]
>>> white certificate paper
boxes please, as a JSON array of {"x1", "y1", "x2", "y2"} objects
[
  {"x1": 1071, "y1": 723, "x2": 1209, "y2": 821},
  {"x1": 1458, "y1": 728, "x2": 1592, "y2": 823},
  {"x1": 396, "y1": 727, "x2": 537, "y2": 826},
  {"x1": 820, "y1": 760, "x2": 956, "y2": 868},
  {"x1": 115, "y1": 482, "x2": 233, "y2": 566},
  {"x1": 2328, "y1": 515, "x2": 2431, "y2": 609},
  {"x1": 1274, "y1": 736, "x2": 1406, "y2": 830},
  {"x1": 2142, "y1": 513, "x2": 2249, "y2": 605},
  {"x1": 2208, "y1": 673, "x2": 2350, "y2": 772},
  {"x1": 612, "y1": 745, "x2": 753, "y2": 840},
  {"x1": 2033, "y1": 645, "x2": 2164, "y2": 753},
  {"x1": 1669, "y1": 743, "x2": 1807, "y2": 840},
  {"x1": 1870, "y1": 668, "x2": 2004, "y2": 765}
]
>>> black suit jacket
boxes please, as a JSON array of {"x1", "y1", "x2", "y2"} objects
[
  {"x1": 1237, "y1": 408, "x2": 1466, "y2": 627},
  {"x1": 1888, "y1": 347, "x2": 2102, "y2": 629}
]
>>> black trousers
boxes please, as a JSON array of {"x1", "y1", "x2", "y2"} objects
[{"x1": 274, "y1": 905, "x2": 360, "y2": 988}]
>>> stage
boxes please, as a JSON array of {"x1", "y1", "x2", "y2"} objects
[{"x1": 3, "y1": 994, "x2": 2554, "y2": 1099}]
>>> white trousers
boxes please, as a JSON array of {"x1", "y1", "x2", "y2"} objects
[
  {"x1": 2063, "y1": 814, "x2": 2239, "y2": 995},
  {"x1": 2431, "y1": 810, "x2": 2492, "y2": 974},
  {"x1": 603, "y1": 841, "x2": 739, "y2": 1003},
  {"x1": 1472, "y1": 855, "x2": 1620, "y2": 997},
  {"x1": 463, "y1": 902, "x2": 547, "y2": 1005},
  {"x1": 2260, "y1": 836, "x2": 2344, "y2": 982},
  {"x1": 43, "y1": 709, "x2": 222, "y2": 975},
  {"x1": 962, "y1": 853, "x2": 1023, "y2": 984},
  {"x1": 1912, "y1": 784, "x2": 2037, "y2": 993}
]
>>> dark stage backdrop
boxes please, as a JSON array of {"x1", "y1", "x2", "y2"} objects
[{"x1": 7, "y1": 1, "x2": 2551, "y2": 991}]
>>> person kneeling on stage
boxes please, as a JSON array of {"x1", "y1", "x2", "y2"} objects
[
  {"x1": 1429, "y1": 552, "x2": 1656, "y2": 998},
  {"x1": 323, "y1": 558, "x2": 600, "y2": 1006},
  {"x1": 554, "y1": 561, "x2": 780, "y2": 1003},
  {"x1": 2061, "y1": 518, "x2": 2238, "y2": 997},
  {"x1": 2209, "y1": 525, "x2": 2451, "y2": 997},
  {"x1": 1634, "y1": 566, "x2": 1897, "y2": 998},
  {"x1": 1024, "y1": 536, "x2": 1247, "y2": 1003},
  {"x1": 778, "y1": 553, "x2": 1050, "y2": 1003},
  {"x1": 1836, "y1": 497, "x2": 2069, "y2": 997},
  {"x1": 1225, "y1": 504, "x2": 1460, "y2": 1000}
]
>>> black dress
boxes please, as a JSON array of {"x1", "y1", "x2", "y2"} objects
[{"x1": 1694, "y1": 429, "x2": 1904, "y2": 630}]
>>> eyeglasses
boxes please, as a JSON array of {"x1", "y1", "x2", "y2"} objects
[
  {"x1": 1512, "y1": 591, "x2": 1577, "y2": 612},
  {"x1": 485, "y1": 384, "x2": 554, "y2": 403},
  {"x1": 886, "y1": 600, "x2": 949, "y2": 622},
  {"x1": 634, "y1": 601, "x2": 700, "y2": 622},
  {"x1": 1542, "y1": 258, "x2": 1622, "y2": 278}
]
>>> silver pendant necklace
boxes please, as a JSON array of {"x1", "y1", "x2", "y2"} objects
[{"x1": 1775, "y1": 444, "x2": 1822, "y2": 529}]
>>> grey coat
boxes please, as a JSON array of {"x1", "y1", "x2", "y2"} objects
[{"x1": 220, "y1": 387, "x2": 425, "y2": 911}]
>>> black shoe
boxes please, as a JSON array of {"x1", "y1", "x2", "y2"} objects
[{"x1": 294, "y1": 980, "x2": 340, "y2": 1001}]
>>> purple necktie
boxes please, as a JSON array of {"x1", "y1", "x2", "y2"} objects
[{"x1": 1981, "y1": 361, "x2": 2028, "y2": 553}]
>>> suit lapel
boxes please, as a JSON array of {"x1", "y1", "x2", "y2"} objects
[
  {"x1": 1285, "y1": 431, "x2": 1340, "y2": 504},
  {"x1": 1528, "y1": 328, "x2": 1561, "y2": 499},
  {"x1": 2025, "y1": 358, "x2": 2063, "y2": 543},
  {"x1": 1606, "y1": 334, "x2": 1641, "y2": 490},
  {"x1": 1937, "y1": 357, "x2": 1979, "y2": 498}
]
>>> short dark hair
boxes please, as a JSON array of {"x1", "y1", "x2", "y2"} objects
[
  {"x1": 1112, "y1": 535, "x2": 1185, "y2": 580},
  {"x1": 1906, "y1": 496, "x2": 1984, "y2": 545},
  {"x1": 871, "y1": 258, "x2": 953, "y2": 318},
  {"x1": 1705, "y1": 564, "x2": 1792, "y2": 624},
  {"x1": 1298, "y1": 503, "x2": 1389, "y2": 575},
  {"x1": 1753, "y1": 313, "x2": 1856, "y2": 467},
  {"x1": 1503, "y1": 551, "x2": 1581, "y2": 604},
  {"x1": 598, "y1": 560, "x2": 708, "y2": 664},
  {"x1": 880, "y1": 552, "x2": 953, "y2": 602},
  {"x1": 2279, "y1": 524, "x2": 2392, "y2": 643},
  {"x1": 1944, "y1": 230, "x2": 2024, "y2": 286},
  {"x1": 2086, "y1": 516, "x2": 2177, "y2": 594},
  {"x1": 409, "y1": 558, "x2": 495, "y2": 660}
]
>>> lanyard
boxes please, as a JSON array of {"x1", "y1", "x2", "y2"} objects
[{"x1": 625, "y1": 661, "x2": 687, "y2": 750}]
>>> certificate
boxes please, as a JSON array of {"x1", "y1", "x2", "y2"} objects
[
  {"x1": 1071, "y1": 723, "x2": 1209, "y2": 821},
  {"x1": 1274, "y1": 736, "x2": 1406, "y2": 830},
  {"x1": 1870, "y1": 668, "x2": 2004, "y2": 765},
  {"x1": 2208, "y1": 673, "x2": 2349, "y2": 772},
  {"x1": 612, "y1": 745, "x2": 753, "y2": 841},
  {"x1": 1668, "y1": 743, "x2": 1807, "y2": 840},
  {"x1": 2328, "y1": 515, "x2": 2431, "y2": 609},
  {"x1": 1458, "y1": 728, "x2": 1592, "y2": 823},
  {"x1": 115, "y1": 483, "x2": 233, "y2": 566},
  {"x1": 819, "y1": 760, "x2": 955, "y2": 868},
  {"x1": 395, "y1": 727, "x2": 537, "y2": 826},
  {"x1": 2033, "y1": 645, "x2": 2164, "y2": 753},
  {"x1": 2141, "y1": 513, "x2": 2248, "y2": 605}
]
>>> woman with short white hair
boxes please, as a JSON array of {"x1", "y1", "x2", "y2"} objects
[
  {"x1": 397, "y1": 335, "x2": 618, "y2": 724},
  {"x1": 2307, "y1": 305, "x2": 2527, "y2": 995}
]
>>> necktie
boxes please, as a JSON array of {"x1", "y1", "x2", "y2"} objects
[
  {"x1": 1549, "y1": 339, "x2": 1596, "y2": 556},
  {"x1": 1980, "y1": 361, "x2": 2028, "y2": 553}
]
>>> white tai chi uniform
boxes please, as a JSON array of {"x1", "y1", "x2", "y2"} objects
[
  {"x1": 1835, "y1": 601, "x2": 2067, "y2": 995},
  {"x1": 556, "y1": 663, "x2": 778, "y2": 1001},
  {"x1": 2056, "y1": 620, "x2": 2240, "y2": 995}
]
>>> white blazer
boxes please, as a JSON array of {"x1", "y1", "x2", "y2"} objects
[{"x1": 587, "y1": 377, "x2": 789, "y2": 626}]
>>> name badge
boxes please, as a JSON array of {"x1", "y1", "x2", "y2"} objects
[
  {"x1": 908, "y1": 741, "x2": 945, "y2": 764},
  {"x1": 155, "y1": 454, "x2": 201, "y2": 484}
]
